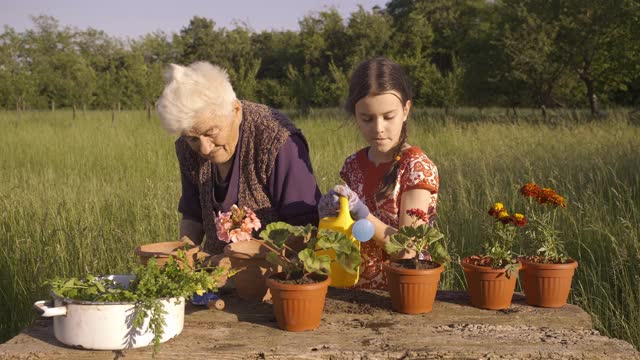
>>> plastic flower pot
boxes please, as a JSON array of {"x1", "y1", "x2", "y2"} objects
[
  {"x1": 462, "y1": 257, "x2": 520, "y2": 310},
  {"x1": 223, "y1": 239, "x2": 278, "y2": 301},
  {"x1": 384, "y1": 261, "x2": 444, "y2": 314},
  {"x1": 520, "y1": 258, "x2": 578, "y2": 308},
  {"x1": 135, "y1": 241, "x2": 199, "y2": 269},
  {"x1": 266, "y1": 273, "x2": 331, "y2": 332}
]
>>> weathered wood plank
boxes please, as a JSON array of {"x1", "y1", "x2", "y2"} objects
[{"x1": 1, "y1": 290, "x2": 638, "y2": 359}]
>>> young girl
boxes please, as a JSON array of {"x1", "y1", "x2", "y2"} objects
[{"x1": 318, "y1": 57, "x2": 439, "y2": 290}]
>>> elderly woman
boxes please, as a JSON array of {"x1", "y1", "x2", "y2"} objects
[{"x1": 156, "y1": 61, "x2": 321, "y2": 255}]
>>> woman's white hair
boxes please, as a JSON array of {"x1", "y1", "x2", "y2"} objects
[{"x1": 156, "y1": 61, "x2": 237, "y2": 134}]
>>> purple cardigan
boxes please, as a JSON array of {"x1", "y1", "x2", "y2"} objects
[{"x1": 178, "y1": 131, "x2": 321, "y2": 227}]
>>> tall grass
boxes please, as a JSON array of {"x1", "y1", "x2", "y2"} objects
[{"x1": 1, "y1": 109, "x2": 638, "y2": 349}]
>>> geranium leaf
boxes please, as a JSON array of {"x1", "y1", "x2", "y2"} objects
[
  {"x1": 259, "y1": 222, "x2": 294, "y2": 248},
  {"x1": 299, "y1": 249, "x2": 330, "y2": 275},
  {"x1": 336, "y1": 250, "x2": 361, "y2": 274},
  {"x1": 386, "y1": 233, "x2": 410, "y2": 255},
  {"x1": 429, "y1": 242, "x2": 451, "y2": 265}
]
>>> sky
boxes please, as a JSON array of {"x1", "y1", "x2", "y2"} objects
[{"x1": 0, "y1": 0, "x2": 388, "y2": 39}]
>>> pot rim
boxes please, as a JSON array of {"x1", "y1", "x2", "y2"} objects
[
  {"x1": 266, "y1": 272, "x2": 331, "y2": 290},
  {"x1": 50, "y1": 291, "x2": 185, "y2": 306},
  {"x1": 134, "y1": 241, "x2": 200, "y2": 258},
  {"x1": 518, "y1": 258, "x2": 578, "y2": 269},
  {"x1": 384, "y1": 260, "x2": 445, "y2": 275},
  {"x1": 223, "y1": 239, "x2": 269, "y2": 259},
  {"x1": 461, "y1": 256, "x2": 521, "y2": 273}
]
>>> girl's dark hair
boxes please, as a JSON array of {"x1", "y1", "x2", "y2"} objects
[{"x1": 345, "y1": 57, "x2": 413, "y2": 200}]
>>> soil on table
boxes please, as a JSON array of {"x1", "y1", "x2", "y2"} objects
[
  {"x1": 389, "y1": 259, "x2": 440, "y2": 270},
  {"x1": 323, "y1": 287, "x2": 393, "y2": 315}
]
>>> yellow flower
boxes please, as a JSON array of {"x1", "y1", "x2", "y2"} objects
[
  {"x1": 511, "y1": 213, "x2": 528, "y2": 227},
  {"x1": 195, "y1": 288, "x2": 205, "y2": 296},
  {"x1": 498, "y1": 210, "x2": 511, "y2": 224},
  {"x1": 488, "y1": 202, "x2": 506, "y2": 217}
]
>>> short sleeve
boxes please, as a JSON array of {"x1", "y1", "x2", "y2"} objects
[
  {"x1": 399, "y1": 153, "x2": 439, "y2": 194},
  {"x1": 339, "y1": 152, "x2": 361, "y2": 192}
]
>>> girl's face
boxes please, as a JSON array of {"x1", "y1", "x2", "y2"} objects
[
  {"x1": 183, "y1": 100, "x2": 243, "y2": 165},
  {"x1": 354, "y1": 91, "x2": 411, "y2": 157}
]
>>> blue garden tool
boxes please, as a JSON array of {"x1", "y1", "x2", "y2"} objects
[{"x1": 191, "y1": 291, "x2": 225, "y2": 310}]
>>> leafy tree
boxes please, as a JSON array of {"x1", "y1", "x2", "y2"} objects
[
  {"x1": 221, "y1": 25, "x2": 261, "y2": 100},
  {"x1": 554, "y1": 0, "x2": 640, "y2": 115},
  {"x1": 0, "y1": 27, "x2": 36, "y2": 110},
  {"x1": 345, "y1": 5, "x2": 393, "y2": 70},
  {"x1": 496, "y1": 1, "x2": 569, "y2": 108},
  {"x1": 389, "y1": 8, "x2": 440, "y2": 106},
  {"x1": 176, "y1": 16, "x2": 222, "y2": 65}
]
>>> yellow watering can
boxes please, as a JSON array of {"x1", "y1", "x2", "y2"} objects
[{"x1": 317, "y1": 196, "x2": 360, "y2": 287}]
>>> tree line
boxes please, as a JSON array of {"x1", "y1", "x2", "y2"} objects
[{"x1": 1, "y1": 0, "x2": 639, "y2": 116}]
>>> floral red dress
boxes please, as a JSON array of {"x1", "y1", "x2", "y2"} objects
[{"x1": 340, "y1": 146, "x2": 439, "y2": 290}]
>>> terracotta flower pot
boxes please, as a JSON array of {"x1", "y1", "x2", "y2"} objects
[
  {"x1": 384, "y1": 261, "x2": 444, "y2": 314},
  {"x1": 462, "y1": 256, "x2": 520, "y2": 310},
  {"x1": 266, "y1": 273, "x2": 331, "y2": 332},
  {"x1": 134, "y1": 241, "x2": 199, "y2": 269},
  {"x1": 520, "y1": 259, "x2": 578, "y2": 308},
  {"x1": 223, "y1": 239, "x2": 278, "y2": 301}
]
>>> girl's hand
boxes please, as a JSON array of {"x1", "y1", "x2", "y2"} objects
[
  {"x1": 318, "y1": 184, "x2": 370, "y2": 220},
  {"x1": 389, "y1": 248, "x2": 417, "y2": 260}
]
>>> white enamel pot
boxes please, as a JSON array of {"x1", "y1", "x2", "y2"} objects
[{"x1": 33, "y1": 274, "x2": 185, "y2": 350}]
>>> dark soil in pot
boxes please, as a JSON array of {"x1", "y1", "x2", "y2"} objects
[
  {"x1": 389, "y1": 259, "x2": 440, "y2": 270},
  {"x1": 269, "y1": 272, "x2": 328, "y2": 285}
]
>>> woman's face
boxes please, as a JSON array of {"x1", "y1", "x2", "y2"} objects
[
  {"x1": 183, "y1": 101, "x2": 243, "y2": 165},
  {"x1": 354, "y1": 91, "x2": 411, "y2": 156}
]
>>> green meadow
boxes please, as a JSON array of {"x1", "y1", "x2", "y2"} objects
[{"x1": 1, "y1": 109, "x2": 638, "y2": 349}]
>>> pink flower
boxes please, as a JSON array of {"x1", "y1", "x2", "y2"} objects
[
  {"x1": 215, "y1": 205, "x2": 262, "y2": 243},
  {"x1": 229, "y1": 228, "x2": 252, "y2": 242}
]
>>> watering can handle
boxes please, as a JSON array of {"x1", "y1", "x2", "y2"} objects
[{"x1": 337, "y1": 196, "x2": 353, "y2": 222}]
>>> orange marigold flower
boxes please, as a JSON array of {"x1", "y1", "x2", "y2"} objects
[
  {"x1": 536, "y1": 188, "x2": 557, "y2": 205},
  {"x1": 511, "y1": 213, "x2": 528, "y2": 227},
  {"x1": 520, "y1": 183, "x2": 541, "y2": 198},
  {"x1": 548, "y1": 194, "x2": 567, "y2": 208},
  {"x1": 406, "y1": 208, "x2": 429, "y2": 223}
]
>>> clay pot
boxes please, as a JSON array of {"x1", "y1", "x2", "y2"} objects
[
  {"x1": 462, "y1": 257, "x2": 520, "y2": 310},
  {"x1": 520, "y1": 259, "x2": 578, "y2": 308},
  {"x1": 134, "y1": 241, "x2": 199, "y2": 269},
  {"x1": 384, "y1": 261, "x2": 444, "y2": 314},
  {"x1": 223, "y1": 240, "x2": 278, "y2": 301},
  {"x1": 266, "y1": 273, "x2": 331, "y2": 332}
]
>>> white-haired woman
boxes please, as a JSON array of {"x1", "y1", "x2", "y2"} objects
[{"x1": 157, "y1": 61, "x2": 321, "y2": 255}]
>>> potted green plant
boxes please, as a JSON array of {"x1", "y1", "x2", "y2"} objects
[
  {"x1": 259, "y1": 222, "x2": 361, "y2": 331},
  {"x1": 462, "y1": 202, "x2": 526, "y2": 310},
  {"x1": 518, "y1": 183, "x2": 578, "y2": 308},
  {"x1": 35, "y1": 251, "x2": 228, "y2": 354},
  {"x1": 383, "y1": 208, "x2": 451, "y2": 314}
]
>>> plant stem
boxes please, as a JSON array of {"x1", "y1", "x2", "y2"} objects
[{"x1": 258, "y1": 242, "x2": 293, "y2": 264}]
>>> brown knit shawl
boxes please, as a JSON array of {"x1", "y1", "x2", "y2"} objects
[{"x1": 175, "y1": 101, "x2": 303, "y2": 255}]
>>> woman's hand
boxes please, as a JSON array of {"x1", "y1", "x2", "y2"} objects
[{"x1": 318, "y1": 184, "x2": 370, "y2": 220}]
